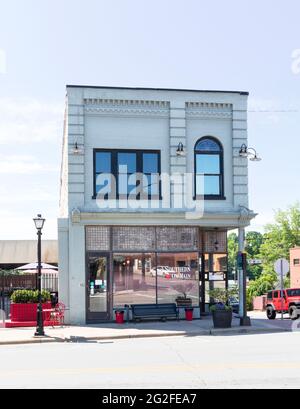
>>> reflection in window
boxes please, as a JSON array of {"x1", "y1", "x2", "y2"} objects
[
  {"x1": 195, "y1": 137, "x2": 223, "y2": 197},
  {"x1": 113, "y1": 253, "x2": 156, "y2": 306},
  {"x1": 204, "y1": 254, "x2": 228, "y2": 272},
  {"x1": 95, "y1": 152, "x2": 112, "y2": 196},
  {"x1": 156, "y1": 253, "x2": 199, "y2": 306},
  {"x1": 94, "y1": 150, "x2": 160, "y2": 199}
]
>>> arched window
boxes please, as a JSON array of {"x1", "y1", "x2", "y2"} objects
[{"x1": 194, "y1": 137, "x2": 224, "y2": 199}]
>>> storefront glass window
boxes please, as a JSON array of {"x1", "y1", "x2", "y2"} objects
[
  {"x1": 113, "y1": 253, "x2": 156, "y2": 307},
  {"x1": 204, "y1": 253, "x2": 227, "y2": 272},
  {"x1": 156, "y1": 253, "x2": 199, "y2": 306}
]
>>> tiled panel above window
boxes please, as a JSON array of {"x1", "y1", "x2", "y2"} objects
[
  {"x1": 86, "y1": 226, "x2": 110, "y2": 251},
  {"x1": 156, "y1": 227, "x2": 199, "y2": 251},
  {"x1": 112, "y1": 226, "x2": 156, "y2": 251}
]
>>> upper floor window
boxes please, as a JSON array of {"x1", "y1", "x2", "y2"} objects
[
  {"x1": 94, "y1": 149, "x2": 161, "y2": 200},
  {"x1": 194, "y1": 137, "x2": 224, "y2": 199},
  {"x1": 294, "y1": 258, "x2": 300, "y2": 266}
]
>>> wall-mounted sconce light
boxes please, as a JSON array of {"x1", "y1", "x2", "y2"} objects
[
  {"x1": 239, "y1": 144, "x2": 261, "y2": 162},
  {"x1": 72, "y1": 142, "x2": 81, "y2": 155},
  {"x1": 214, "y1": 228, "x2": 219, "y2": 252},
  {"x1": 176, "y1": 142, "x2": 185, "y2": 156}
]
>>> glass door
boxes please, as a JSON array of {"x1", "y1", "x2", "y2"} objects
[{"x1": 86, "y1": 253, "x2": 110, "y2": 322}]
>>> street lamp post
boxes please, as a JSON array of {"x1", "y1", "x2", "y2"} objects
[{"x1": 33, "y1": 214, "x2": 46, "y2": 337}]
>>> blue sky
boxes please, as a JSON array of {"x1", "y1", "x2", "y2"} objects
[{"x1": 0, "y1": 0, "x2": 299, "y2": 239}]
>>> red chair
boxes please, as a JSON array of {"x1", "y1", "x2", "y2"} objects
[{"x1": 49, "y1": 302, "x2": 66, "y2": 327}]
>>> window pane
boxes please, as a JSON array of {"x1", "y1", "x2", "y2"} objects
[
  {"x1": 204, "y1": 175, "x2": 220, "y2": 195},
  {"x1": 118, "y1": 174, "x2": 136, "y2": 195},
  {"x1": 157, "y1": 253, "x2": 199, "y2": 306},
  {"x1": 143, "y1": 153, "x2": 158, "y2": 174},
  {"x1": 113, "y1": 253, "x2": 156, "y2": 306},
  {"x1": 95, "y1": 152, "x2": 111, "y2": 173},
  {"x1": 196, "y1": 154, "x2": 220, "y2": 174},
  {"x1": 195, "y1": 138, "x2": 221, "y2": 152},
  {"x1": 96, "y1": 175, "x2": 112, "y2": 194},
  {"x1": 118, "y1": 153, "x2": 136, "y2": 173},
  {"x1": 143, "y1": 174, "x2": 159, "y2": 195},
  {"x1": 204, "y1": 254, "x2": 228, "y2": 272}
]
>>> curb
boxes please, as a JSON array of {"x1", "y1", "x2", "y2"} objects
[{"x1": 0, "y1": 326, "x2": 291, "y2": 346}]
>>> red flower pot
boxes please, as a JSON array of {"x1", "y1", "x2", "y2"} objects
[
  {"x1": 185, "y1": 308, "x2": 194, "y2": 321},
  {"x1": 10, "y1": 302, "x2": 52, "y2": 322},
  {"x1": 115, "y1": 310, "x2": 125, "y2": 324}
]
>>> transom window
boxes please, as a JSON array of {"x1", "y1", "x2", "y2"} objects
[
  {"x1": 94, "y1": 149, "x2": 161, "y2": 199},
  {"x1": 194, "y1": 137, "x2": 224, "y2": 199}
]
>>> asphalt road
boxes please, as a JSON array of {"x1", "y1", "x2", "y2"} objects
[{"x1": 0, "y1": 332, "x2": 300, "y2": 389}]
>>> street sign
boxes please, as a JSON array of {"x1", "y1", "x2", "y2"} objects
[
  {"x1": 274, "y1": 258, "x2": 290, "y2": 320},
  {"x1": 274, "y1": 259, "x2": 289, "y2": 277}
]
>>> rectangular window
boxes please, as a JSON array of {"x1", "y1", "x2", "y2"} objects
[
  {"x1": 94, "y1": 149, "x2": 161, "y2": 199},
  {"x1": 113, "y1": 253, "x2": 156, "y2": 307},
  {"x1": 294, "y1": 259, "x2": 300, "y2": 266},
  {"x1": 156, "y1": 253, "x2": 199, "y2": 306},
  {"x1": 95, "y1": 152, "x2": 112, "y2": 196},
  {"x1": 195, "y1": 153, "x2": 223, "y2": 198}
]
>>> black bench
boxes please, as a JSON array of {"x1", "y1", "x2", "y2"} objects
[{"x1": 131, "y1": 303, "x2": 179, "y2": 322}]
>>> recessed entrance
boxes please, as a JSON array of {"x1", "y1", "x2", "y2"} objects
[{"x1": 86, "y1": 253, "x2": 110, "y2": 322}]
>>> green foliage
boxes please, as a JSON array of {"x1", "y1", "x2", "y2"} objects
[
  {"x1": 0, "y1": 269, "x2": 22, "y2": 276},
  {"x1": 245, "y1": 231, "x2": 264, "y2": 279},
  {"x1": 247, "y1": 274, "x2": 277, "y2": 298},
  {"x1": 227, "y1": 232, "x2": 238, "y2": 278},
  {"x1": 227, "y1": 231, "x2": 264, "y2": 280},
  {"x1": 260, "y1": 203, "x2": 300, "y2": 276},
  {"x1": 11, "y1": 290, "x2": 51, "y2": 304},
  {"x1": 246, "y1": 291, "x2": 254, "y2": 311},
  {"x1": 210, "y1": 304, "x2": 232, "y2": 312},
  {"x1": 208, "y1": 287, "x2": 238, "y2": 305}
]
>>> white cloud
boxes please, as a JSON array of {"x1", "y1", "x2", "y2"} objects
[
  {"x1": 0, "y1": 98, "x2": 64, "y2": 145},
  {"x1": 0, "y1": 154, "x2": 59, "y2": 174}
]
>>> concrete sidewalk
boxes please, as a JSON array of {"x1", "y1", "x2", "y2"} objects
[{"x1": 0, "y1": 312, "x2": 293, "y2": 346}]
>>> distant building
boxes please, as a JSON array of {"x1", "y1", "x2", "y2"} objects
[
  {"x1": 0, "y1": 240, "x2": 58, "y2": 270},
  {"x1": 290, "y1": 247, "x2": 300, "y2": 288}
]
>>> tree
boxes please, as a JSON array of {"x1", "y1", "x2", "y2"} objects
[
  {"x1": 227, "y1": 231, "x2": 264, "y2": 280},
  {"x1": 247, "y1": 274, "x2": 277, "y2": 298},
  {"x1": 260, "y1": 203, "x2": 300, "y2": 277},
  {"x1": 245, "y1": 231, "x2": 264, "y2": 279},
  {"x1": 227, "y1": 232, "x2": 238, "y2": 279}
]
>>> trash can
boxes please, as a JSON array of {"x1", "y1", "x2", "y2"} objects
[
  {"x1": 115, "y1": 310, "x2": 125, "y2": 324},
  {"x1": 185, "y1": 307, "x2": 194, "y2": 321}
]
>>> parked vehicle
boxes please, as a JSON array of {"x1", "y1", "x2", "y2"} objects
[
  {"x1": 229, "y1": 297, "x2": 239, "y2": 314},
  {"x1": 266, "y1": 288, "x2": 300, "y2": 320}
]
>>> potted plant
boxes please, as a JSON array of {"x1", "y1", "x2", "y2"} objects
[
  {"x1": 174, "y1": 284, "x2": 193, "y2": 308},
  {"x1": 10, "y1": 290, "x2": 52, "y2": 322},
  {"x1": 209, "y1": 287, "x2": 238, "y2": 329}
]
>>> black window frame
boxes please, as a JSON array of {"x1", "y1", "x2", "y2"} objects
[
  {"x1": 93, "y1": 148, "x2": 162, "y2": 200},
  {"x1": 194, "y1": 136, "x2": 225, "y2": 200}
]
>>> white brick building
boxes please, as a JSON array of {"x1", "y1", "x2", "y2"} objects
[{"x1": 58, "y1": 85, "x2": 255, "y2": 324}]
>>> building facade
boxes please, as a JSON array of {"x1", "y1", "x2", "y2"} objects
[
  {"x1": 58, "y1": 86, "x2": 256, "y2": 325},
  {"x1": 290, "y1": 247, "x2": 300, "y2": 288}
]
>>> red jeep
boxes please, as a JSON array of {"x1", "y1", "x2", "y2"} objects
[{"x1": 266, "y1": 288, "x2": 300, "y2": 320}]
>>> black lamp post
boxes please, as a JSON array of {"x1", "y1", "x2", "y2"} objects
[{"x1": 33, "y1": 214, "x2": 46, "y2": 337}]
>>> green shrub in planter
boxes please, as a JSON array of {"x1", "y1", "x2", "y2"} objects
[{"x1": 11, "y1": 289, "x2": 51, "y2": 304}]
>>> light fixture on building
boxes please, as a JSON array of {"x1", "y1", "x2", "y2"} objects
[
  {"x1": 176, "y1": 142, "x2": 185, "y2": 156},
  {"x1": 239, "y1": 144, "x2": 261, "y2": 161},
  {"x1": 72, "y1": 142, "x2": 81, "y2": 155},
  {"x1": 214, "y1": 228, "x2": 219, "y2": 251}
]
